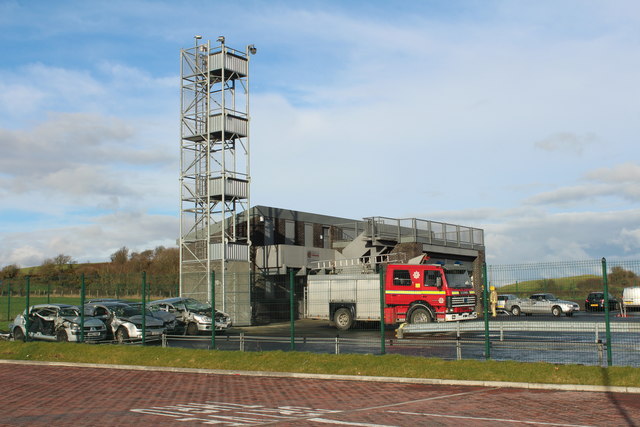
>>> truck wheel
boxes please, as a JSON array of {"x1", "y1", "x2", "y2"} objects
[
  {"x1": 56, "y1": 329, "x2": 68, "y2": 342},
  {"x1": 12, "y1": 328, "x2": 24, "y2": 342},
  {"x1": 116, "y1": 327, "x2": 129, "y2": 343},
  {"x1": 186, "y1": 322, "x2": 199, "y2": 335},
  {"x1": 511, "y1": 306, "x2": 521, "y2": 316},
  {"x1": 552, "y1": 306, "x2": 562, "y2": 317},
  {"x1": 334, "y1": 308, "x2": 354, "y2": 331},
  {"x1": 409, "y1": 307, "x2": 432, "y2": 324}
]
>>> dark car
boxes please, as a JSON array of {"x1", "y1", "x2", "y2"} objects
[{"x1": 584, "y1": 292, "x2": 619, "y2": 311}]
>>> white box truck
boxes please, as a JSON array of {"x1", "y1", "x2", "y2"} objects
[{"x1": 622, "y1": 287, "x2": 640, "y2": 309}]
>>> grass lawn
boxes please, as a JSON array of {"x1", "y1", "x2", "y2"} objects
[{"x1": 0, "y1": 341, "x2": 638, "y2": 388}]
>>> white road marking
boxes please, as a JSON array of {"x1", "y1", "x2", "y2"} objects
[
  {"x1": 308, "y1": 419, "x2": 397, "y2": 426},
  {"x1": 388, "y1": 410, "x2": 597, "y2": 427},
  {"x1": 131, "y1": 388, "x2": 500, "y2": 425}
]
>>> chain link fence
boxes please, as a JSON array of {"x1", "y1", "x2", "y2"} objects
[{"x1": 2, "y1": 259, "x2": 640, "y2": 367}]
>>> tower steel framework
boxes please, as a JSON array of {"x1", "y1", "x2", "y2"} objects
[{"x1": 179, "y1": 36, "x2": 254, "y2": 309}]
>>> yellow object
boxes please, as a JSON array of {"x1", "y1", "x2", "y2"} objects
[{"x1": 490, "y1": 286, "x2": 495, "y2": 290}]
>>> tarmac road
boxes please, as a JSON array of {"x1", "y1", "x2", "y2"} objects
[{"x1": 1, "y1": 360, "x2": 639, "y2": 426}]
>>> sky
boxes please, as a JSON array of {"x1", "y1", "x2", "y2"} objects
[{"x1": 0, "y1": 0, "x2": 639, "y2": 268}]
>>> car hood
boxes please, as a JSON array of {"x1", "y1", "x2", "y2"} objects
[
  {"x1": 555, "y1": 299, "x2": 578, "y2": 306},
  {"x1": 119, "y1": 315, "x2": 164, "y2": 328},
  {"x1": 151, "y1": 311, "x2": 176, "y2": 322},
  {"x1": 62, "y1": 316, "x2": 104, "y2": 327}
]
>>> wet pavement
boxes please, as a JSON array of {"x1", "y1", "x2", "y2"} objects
[{"x1": 1, "y1": 361, "x2": 639, "y2": 426}]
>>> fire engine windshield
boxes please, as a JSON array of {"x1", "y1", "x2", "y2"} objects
[{"x1": 445, "y1": 269, "x2": 473, "y2": 289}]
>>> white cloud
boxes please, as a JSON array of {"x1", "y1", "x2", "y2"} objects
[
  {"x1": 0, "y1": 212, "x2": 178, "y2": 267},
  {"x1": 482, "y1": 209, "x2": 640, "y2": 263},
  {"x1": 2, "y1": 1, "x2": 640, "y2": 268},
  {"x1": 586, "y1": 162, "x2": 640, "y2": 183},
  {"x1": 534, "y1": 132, "x2": 598, "y2": 155}
]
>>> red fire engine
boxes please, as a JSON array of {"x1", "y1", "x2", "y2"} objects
[{"x1": 306, "y1": 263, "x2": 477, "y2": 330}]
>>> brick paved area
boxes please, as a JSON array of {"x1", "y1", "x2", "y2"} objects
[{"x1": 1, "y1": 362, "x2": 639, "y2": 426}]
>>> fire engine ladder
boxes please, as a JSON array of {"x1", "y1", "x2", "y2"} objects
[{"x1": 308, "y1": 252, "x2": 406, "y2": 273}]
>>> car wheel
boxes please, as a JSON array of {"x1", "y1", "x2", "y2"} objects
[
  {"x1": 334, "y1": 308, "x2": 354, "y2": 331},
  {"x1": 12, "y1": 327, "x2": 24, "y2": 342},
  {"x1": 56, "y1": 329, "x2": 68, "y2": 342},
  {"x1": 584, "y1": 304, "x2": 590, "y2": 312},
  {"x1": 552, "y1": 306, "x2": 562, "y2": 317},
  {"x1": 186, "y1": 322, "x2": 199, "y2": 335},
  {"x1": 116, "y1": 327, "x2": 129, "y2": 343},
  {"x1": 409, "y1": 307, "x2": 432, "y2": 324},
  {"x1": 511, "y1": 306, "x2": 521, "y2": 316}
]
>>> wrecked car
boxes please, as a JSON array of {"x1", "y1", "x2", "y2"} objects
[
  {"x1": 84, "y1": 302, "x2": 165, "y2": 343},
  {"x1": 10, "y1": 304, "x2": 107, "y2": 342},
  {"x1": 128, "y1": 302, "x2": 179, "y2": 334},
  {"x1": 148, "y1": 297, "x2": 232, "y2": 335},
  {"x1": 87, "y1": 299, "x2": 179, "y2": 333}
]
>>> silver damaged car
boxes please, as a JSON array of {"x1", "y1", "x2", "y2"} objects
[
  {"x1": 84, "y1": 302, "x2": 165, "y2": 343},
  {"x1": 10, "y1": 304, "x2": 107, "y2": 342},
  {"x1": 148, "y1": 297, "x2": 232, "y2": 335}
]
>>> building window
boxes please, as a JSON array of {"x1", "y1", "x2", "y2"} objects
[
  {"x1": 322, "y1": 226, "x2": 330, "y2": 249},
  {"x1": 304, "y1": 223, "x2": 313, "y2": 247},
  {"x1": 285, "y1": 220, "x2": 295, "y2": 245}
]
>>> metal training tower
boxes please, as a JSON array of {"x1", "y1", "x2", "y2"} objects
[{"x1": 180, "y1": 36, "x2": 255, "y2": 311}]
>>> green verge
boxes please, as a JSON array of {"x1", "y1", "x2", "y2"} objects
[{"x1": 1, "y1": 341, "x2": 638, "y2": 388}]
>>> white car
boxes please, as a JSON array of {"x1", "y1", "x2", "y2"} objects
[{"x1": 10, "y1": 304, "x2": 107, "y2": 342}]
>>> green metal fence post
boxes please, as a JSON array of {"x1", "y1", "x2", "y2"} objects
[
  {"x1": 47, "y1": 282, "x2": 51, "y2": 304},
  {"x1": 289, "y1": 268, "x2": 295, "y2": 351},
  {"x1": 80, "y1": 273, "x2": 85, "y2": 343},
  {"x1": 379, "y1": 266, "x2": 386, "y2": 355},
  {"x1": 483, "y1": 263, "x2": 490, "y2": 360},
  {"x1": 601, "y1": 258, "x2": 612, "y2": 367},
  {"x1": 210, "y1": 271, "x2": 216, "y2": 350},
  {"x1": 25, "y1": 276, "x2": 30, "y2": 342},
  {"x1": 142, "y1": 272, "x2": 147, "y2": 345}
]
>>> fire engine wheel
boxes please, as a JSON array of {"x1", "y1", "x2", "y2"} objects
[
  {"x1": 56, "y1": 329, "x2": 68, "y2": 342},
  {"x1": 409, "y1": 307, "x2": 432, "y2": 324},
  {"x1": 186, "y1": 322, "x2": 199, "y2": 335},
  {"x1": 116, "y1": 327, "x2": 129, "y2": 343},
  {"x1": 334, "y1": 308, "x2": 354, "y2": 331}
]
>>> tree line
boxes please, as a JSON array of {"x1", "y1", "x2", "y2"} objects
[{"x1": 1, "y1": 246, "x2": 179, "y2": 297}]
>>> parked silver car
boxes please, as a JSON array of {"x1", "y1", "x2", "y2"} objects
[
  {"x1": 10, "y1": 304, "x2": 107, "y2": 342},
  {"x1": 148, "y1": 297, "x2": 232, "y2": 335},
  {"x1": 506, "y1": 293, "x2": 580, "y2": 317},
  {"x1": 84, "y1": 302, "x2": 165, "y2": 343}
]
